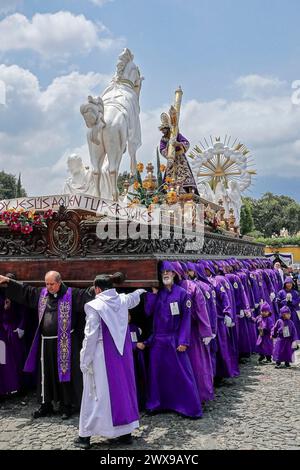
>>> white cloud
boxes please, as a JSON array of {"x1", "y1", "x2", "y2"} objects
[
  {"x1": 0, "y1": 0, "x2": 21, "y2": 15},
  {"x1": 0, "y1": 11, "x2": 124, "y2": 59},
  {"x1": 235, "y1": 74, "x2": 287, "y2": 99},
  {"x1": 0, "y1": 64, "x2": 110, "y2": 195}
]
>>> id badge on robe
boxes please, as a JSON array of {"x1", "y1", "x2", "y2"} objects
[
  {"x1": 131, "y1": 331, "x2": 138, "y2": 343},
  {"x1": 0, "y1": 340, "x2": 6, "y2": 365},
  {"x1": 170, "y1": 302, "x2": 180, "y2": 316},
  {"x1": 283, "y1": 326, "x2": 290, "y2": 338}
]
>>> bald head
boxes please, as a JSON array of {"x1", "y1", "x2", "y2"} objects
[{"x1": 45, "y1": 271, "x2": 62, "y2": 294}]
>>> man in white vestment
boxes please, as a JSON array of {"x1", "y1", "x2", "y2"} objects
[{"x1": 74, "y1": 272, "x2": 145, "y2": 449}]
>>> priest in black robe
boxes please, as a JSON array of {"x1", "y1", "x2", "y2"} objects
[{"x1": 0, "y1": 271, "x2": 94, "y2": 419}]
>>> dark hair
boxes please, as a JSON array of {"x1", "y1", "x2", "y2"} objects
[{"x1": 94, "y1": 272, "x2": 125, "y2": 291}]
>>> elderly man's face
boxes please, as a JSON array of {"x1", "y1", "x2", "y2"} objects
[
  {"x1": 162, "y1": 270, "x2": 175, "y2": 286},
  {"x1": 45, "y1": 274, "x2": 61, "y2": 294}
]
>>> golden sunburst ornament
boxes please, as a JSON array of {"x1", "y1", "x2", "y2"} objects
[{"x1": 189, "y1": 136, "x2": 256, "y2": 193}]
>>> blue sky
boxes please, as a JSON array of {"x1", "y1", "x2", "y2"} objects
[{"x1": 0, "y1": 0, "x2": 299, "y2": 200}]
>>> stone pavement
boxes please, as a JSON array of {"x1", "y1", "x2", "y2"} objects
[{"x1": 1, "y1": 352, "x2": 300, "y2": 451}]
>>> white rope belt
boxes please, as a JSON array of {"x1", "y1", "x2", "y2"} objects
[{"x1": 40, "y1": 329, "x2": 74, "y2": 403}]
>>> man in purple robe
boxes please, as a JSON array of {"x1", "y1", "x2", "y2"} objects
[
  {"x1": 0, "y1": 275, "x2": 26, "y2": 398},
  {"x1": 255, "y1": 302, "x2": 274, "y2": 364},
  {"x1": 143, "y1": 261, "x2": 202, "y2": 418},
  {"x1": 223, "y1": 261, "x2": 253, "y2": 359},
  {"x1": 0, "y1": 271, "x2": 94, "y2": 419},
  {"x1": 235, "y1": 260, "x2": 258, "y2": 352},
  {"x1": 194, "y1": 262, "x2": 218, "y2": 377},
  {"x1": 159, "y1": 124, "x2": 198, "y2": 194},
  {"x1": 198, "y1": 261, "x2": 240, "y2": 380},
  {"x1": 174, "y1": 261, "x2": 214, "y2": 403},
  {"x1": 277, "y1": 277, "x2": 300, "y2": 338},
  {"x1": 271, "y1": 306, "x2": 298, "y2": 368}
]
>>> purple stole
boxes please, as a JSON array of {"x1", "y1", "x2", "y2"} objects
[{"x1": 24, "y1": 288, "x2": 72, "y2": 382}]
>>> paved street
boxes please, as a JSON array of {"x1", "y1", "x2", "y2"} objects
[{"x1": 1, "y1": 352, "x2": 300, "y2": 450}]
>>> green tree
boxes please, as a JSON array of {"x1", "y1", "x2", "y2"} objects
[
  {"x1": 16, "y1": 173, "x2": 27, "y2": 197},
  {"x1": 240, "y1": 199, "x2": 254, "y2": 235},
  {"x1": 245, "y1": 193, "x2": 300, "y2": 237},
  {"x1": 0, "y1": 171, "x2": 27, "y2": 199}
]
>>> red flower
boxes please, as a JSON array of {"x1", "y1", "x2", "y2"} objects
[
  {"x1": 21, "y1": 224, "x2": 33, "y2": 234},
  {"x1": 2, "y1": 212, "x2": 11, "y2": 222}
]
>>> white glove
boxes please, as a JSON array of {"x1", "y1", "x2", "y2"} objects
[
  {"x1": 286, "y1": 293, "x2": 292, "y2": 302},
  {"x1": 239, "y1": 310, "x2": 245, "y2": 318},
  {"x1": 137, "y1": 289, "x2": 147, "y2": 296},
  {"x1": 224, "y1": 315, "x2": 233, "y2": 327},
  {"x1": 292, "y1": 341, "x2": 298, "y2": 350},
  {"x1": 202, "y1": 337, "x2": 213, "y2": 346},
  {"x1": 270, "y1": 292, "x2": 275, "y2": 301},
  {"x1": 14, "y1": 328, "x2": 24, "y2": 339}
]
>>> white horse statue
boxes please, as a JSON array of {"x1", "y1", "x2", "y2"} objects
[{"x1": 80, "y1": 48, "x2": 143, "y2": 200}]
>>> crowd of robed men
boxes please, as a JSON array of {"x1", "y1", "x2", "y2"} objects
[{"x1": 0, "y1": 257, "x2": 299, "y2": 449}]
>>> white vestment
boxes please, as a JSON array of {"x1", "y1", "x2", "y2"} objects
[{"x1": 79, "y1": 288, "x2": 145, "y2": 438}]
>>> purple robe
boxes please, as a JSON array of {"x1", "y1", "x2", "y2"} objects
[
  {"x1": 160, "y1": 132, "x2": 198, "y2": 193},
  {"x1": 208, "y1": 276, "x2": 239, "y2": 378},
  {"x1": 255, "y1": 315, "x2": 274, "y2": 356},
  {"x1": 225, "y1": 273, "x2": 252, "y2": 356},
  {"x1": 144, "y1": 284, "x2": 202, "y2": 418},
  {"x1": 277, "y1": 288, "x2": 300, "y2": 338},
  {"x1": 179, "y1": 279, "x2": 214, "y2": 402},
  {"x1": 271, "y1": 319, "x2": 298, "y2": 363},
  {"x1": 262, "y1": 270, "x2": 279, "y2": 319},
  {"x1": 195, "y1": 277, "x2": 218, "y2": 377},
  {"x1": 249, "y1": 271, "x2": 263, "y2": 312},
  {"x1": 238, "y1": 269, "x2": 257, "y2": 352},
  {"x1": 0, "y1": 294, "x2": 26, "y2": 395}
]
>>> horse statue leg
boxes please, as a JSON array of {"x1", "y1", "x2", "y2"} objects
[
  {"x1": 128, "y1": 142, "x2": 138, "y2": 176},
  {"x1": 103, "y1": 118, "x2": 127, "y2": 201},
  {"x1": 87, "y1": 130, "x2": 106, "y2": 198}
]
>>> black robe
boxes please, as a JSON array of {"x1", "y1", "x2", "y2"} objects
[{"x1": 4, "y1": 280, "x2": 94, "y2": 409}]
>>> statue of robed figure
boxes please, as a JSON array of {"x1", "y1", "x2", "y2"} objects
[{"x1": 159, "y1": 87, "x2": 198, "y2": 194}]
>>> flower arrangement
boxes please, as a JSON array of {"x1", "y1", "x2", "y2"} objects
[
  {"x1": 0, "y1": 209, "x2": 55, "y2": 234},
  {"x1": 126, "y1": 147, "x2": 182, "y2": 208}
]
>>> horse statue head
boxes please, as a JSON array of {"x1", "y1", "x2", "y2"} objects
[{"x1": 114, "y1": 48, "x2": 144, "y2": 97}]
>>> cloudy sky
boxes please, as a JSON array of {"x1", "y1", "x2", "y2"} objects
[{"x1": 0, "y1": 0, "x2": 299, "y2": 200}]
